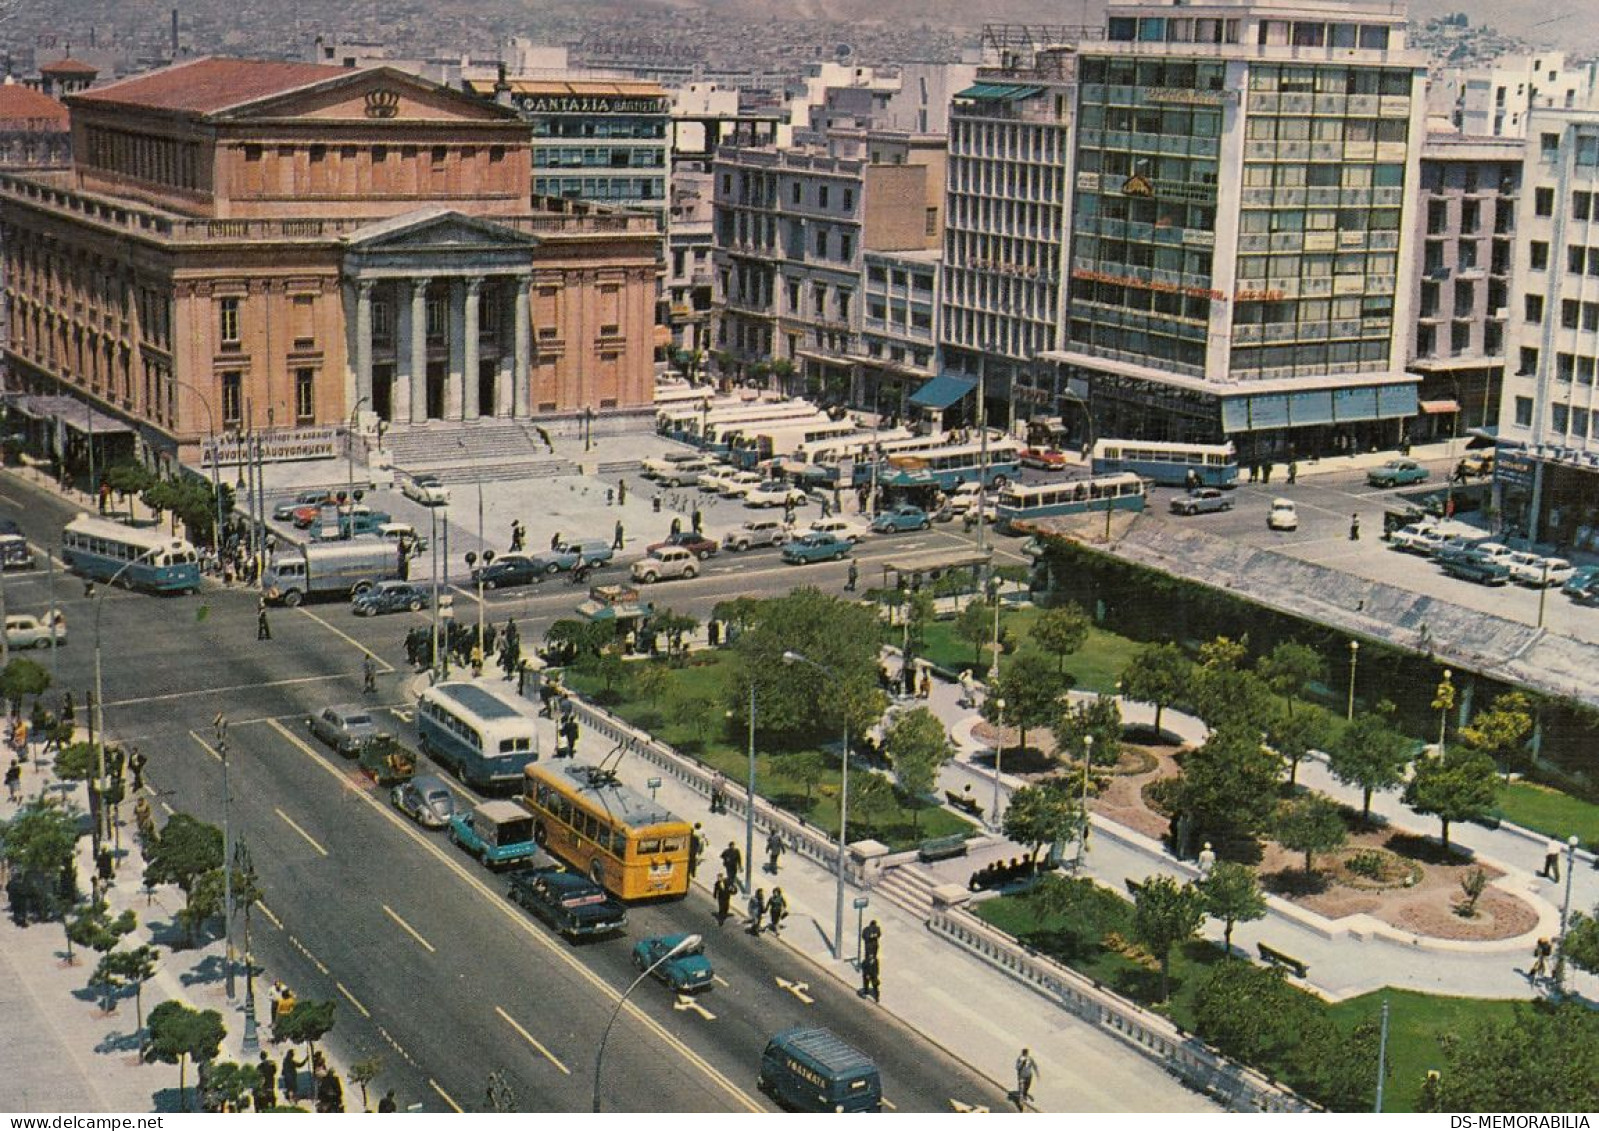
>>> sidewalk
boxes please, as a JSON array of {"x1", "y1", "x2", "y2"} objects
[{"x1": 0, "y1": 744, "x2": 358, "y2": 1113}]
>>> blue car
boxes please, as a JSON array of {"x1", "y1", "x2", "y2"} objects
[
  {"x1": 350, "y1": 580, "x2": 432, "y2": 617},
  {"x1": 780, "y1": 532, "x2": 851, "y2": 564},
  {"x1": 632, "y1": 933, "x2": 713, "y2": 992},
  {"x1": 529, "y1": 539, "x2": 615, "y2": 575},
  {"x1": 870, "y1": 505, "x2": 931, "y2": 534}
]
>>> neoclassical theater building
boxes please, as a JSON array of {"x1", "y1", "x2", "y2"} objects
[{"x1": 0, "y1": 57, "x2": 658, "y2": 471}]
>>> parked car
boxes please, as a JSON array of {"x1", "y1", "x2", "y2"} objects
[
  {"x1": 4, "y1": 612, "x2": 66, "y2": 650},
  {"x1": 294, "y1": 502, "x2": 380, "y2": 530},
  {"x1": 472, "y1": 554, "x2": 542, "y2": 590},
  {"x1": 648, "y1": 531, "x2": 719, "y2": 561},
  {"x1": 1366, "y1": 459, "x2": 1430, "y2": 488},
  {"x1": 716, "y1": 471, "x2": 766, "y2": 498},
  {"x1": 508, "y1": 863, "x2": 628, "y2": 940},
  {"x1": 654, "y1": 458, "x2": 714, "y2": 487},
  {"x1": 632, "y1": 933, "x2": 713, "y2": 992},
  {"x1": 1458, "y1": 451, "x2": 1495, "y2": 477},
  {"x1": 642, "y1": 452, "x2": 710, "y2": 481},
  {"x1": 389, "y1": 773, "x2": 456, "y2": 829},
  {"x1": 530, "y1": 539, "x2": 615, "y2": 575},
  {"x1": 351, "y1": 579, "x2": 432, "y2": 616},
  {"x1": 723, "y1": 519, "x2": 789, "y2": 552},
  {"x1": 694, "y1": 464, "x2": 738, "y2": 493},
  {"x1": 808, "y1": 516, "x2": 870, "y2": 543},
  {"x1": 1440, "y1": 551, "x2": 1511, "y2": 586},
  {"x1": 1020, "y1": 447, "x2": 1070, "y2": 471},
  {"x1": 1562, "y1": 564, "x2": 1599, "y2": 598},
  {"x1": 400, "y1": 473, "x2": 451, "y2": 507},
  {"x1": 307, "y1": 703, "x2": 382, "y2": 756},
  {"x1": 744, "y1": 481, "x2": 809, "y2": 509},
  {"x1": 1433, "y1": 534, "x2": 1493, "y2": 562},
  {"x1": 0, "y1": 534, "x2": 36, "y2": 570},
  {"x1": 870, "y1": 505, "x2": 931, "y2": 534},
  {"x1": 781, "y1": 531, "x2": 852, "y2": 564},
  {"x1": 375, "y1": 522, "x2": 426, "y2": 555},
  {"x1": 1169, "y1": 488, "x2": 1233, "y2": 516},
  {"x1": 1508, "y1": 554, "x2": 1574, "y2": 588},
  {"x1": 1388, "y1": 523, "x2": 1447, "y2": 555},
  {"x1": 450, "y1": 801, "x2": 543, "y2": 869},
  {"x1": 1267, "y1": 498, "x2": 1298, "y2": 531},
  {"x1": 273, "y1": 490, "x2": 337, "y2": 522},
  {"x1": 632, "y1": 545, "x2": 700, "y2": 583}
]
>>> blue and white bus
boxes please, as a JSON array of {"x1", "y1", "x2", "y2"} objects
[
  {"x1": 728, "y1": 418, "x2": 862, "y2": 468},
  {"x1": 60, "y1": 514, "x2": 201, "y2": 594},
  {"x1": 417, "y1": 681, "x2": 539, "y2": 791},
  {"x1": 995, "y1": 473, "x2": 1148, "y2": 534},
  {"x1": 876, "y1": 435, "x2": 1024, "y2": 491},
  {"x1": 1090, "y1": 440, "x2": 1238, "y2": 488}
]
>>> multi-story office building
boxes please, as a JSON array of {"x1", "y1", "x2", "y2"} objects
[
  {"x1": 1040, "y1": 0, "x2": 1429, "y2": 459},
  {"x1": 941, "y1": 41, "x2": 1077, "y2": 435},
  {"x1": 1496, "y1": 108, "x2": 1599, "y2": 549},
  {"x1": 860, "y1": 248, "x2": 940, "y2": 411},
  {"x1": 1431, "y1": 52, "x2": 1599, "y2": 140},
  {"x1": 0, "y1": 57, "x2": 658, "y2": 478},
  {"x1": 1405, "y1": 131, "x2": 1522, "y2": 441}
]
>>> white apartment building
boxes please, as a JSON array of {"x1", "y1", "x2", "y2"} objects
[
  {"x1": 1431, "y1": 52, "x2": 1599, "y2": 140},
  {"x1": 1497, "y1": 108, "x2": 1599, "y2": 551}
]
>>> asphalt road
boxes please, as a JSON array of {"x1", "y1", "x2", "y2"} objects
[{"x1": 0, "y1": 470, "x2": 1009, "y2": 1114}]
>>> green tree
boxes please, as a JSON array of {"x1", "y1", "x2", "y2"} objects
[
  {"x1": 652, "y1": 609, "x2": 700, "y2": 663},
  {"x1": 205, "y1": 1062, "x2": 260, "y2": 1113},
  {"x1": 630, "y1": 661, "x2": 672, "y2": 706},
  {"x1": 667, "y1": 693, "x2": 716, "y2": 747},
  {"x1": 1459, "y1": 692, "x2": 1534, "y2": 771},
  {"x1": 1119, "y1": 642, "x2": 1191, "y2": 738},
  {"x1": 1131, "y1": 874, "x2": 1206, "y2": 1002},
  {"x1": 1256, "y1": 641, "x2": 1324, "y2": 717},
  {"x1": 710, "y1": 597, "x2": 761, "y2": 638},
  {"x1": 1265, "y1": 708, "x2": 1331, "y2": 788},
  {"x1": 848, "y1": 773, "x2": 896, "y2": 837},
  {"x1": 53, "y1": 741, "x2": 101, "y2": 785},
  {"x1": 1197, "y1": 635, "x2": 1249, "y2": 671},
  {"x1": 728, "y1": 589, "x2": 883, "y2": 739},
  {"x1": 1199, "y1": 861, "x2": 1266, "y2": 956},
  {"x1": 142, "y1": 813, "x2": 224, "y2": 944},
  {"x1": 1, "y1": 798, "x2": 81, "y2": 921},
  {"x1": 349, "y1": 1056, "x2": 384, "y2": 1112},
  {"x1": 1328, "y1": 707, "x2": 1414, "y2": 821},
  {"x1": 882, "y1": 707, "x2": 953, "y2": 831},
  {"x1": 276, "y1": 998, "x2": 337, "y2": 1059},
  {"x1": 1304, "y1": 1018, "x2": 1387, "y2": 1113},
  {"x1": 1170, "y1": 725, "x2": 1282, "y2": 852},
  {"x1": 178, "y1": 868, "x2": 228, "y2": 946},
  {"x1": 787, "y1": 751, "x2": 830, "y2": 802},
  {"x1": 97, "y1": 944, "x2": 159, "y2": 1032},
  {"x1": 1, "y1": 656, "x2": 52, "y2": 717},
  {"x1": 1274, "y1": 794, "x2": 1348, "y2": 874},
  {"x1": 1001, "y1": 780, "x2": 1080, "y2": 864},
  {"x1": 981, "y1": 651, "x2": 1064, "y2": 760},
  {"x1": 1053, "y1": 694, "x2": 1122, "y2": 767},
  {"x1": 1031, "y1": 603, "x2": 1090, "y2": 677},
  {"x1": 102, "y1": 461, "x2": 156, "y2": 509},
  {"x1": 542, "y1": 619, "x2": 611, "y2": 661},
  {"x1": 145, "y1": 1000, "x2": 226, "y2": 1110},
  {"x1": 1192, "y1": 960, "x2": 1315, "y2": 1066},
  {"x1": 1402, "y1": 749, "x2": 1500, "y2": 852},
  {"x1": 1564, "y1": 908, "x2": 1599, "y2": 977},
  {"x1": 577, "y1": 644, "x2": 627, "y2": 698},
  {"x1": 1191, "y1": 666, "x2": 1281, "y2": 736},
  {"x1": 953, "y1": 600, "x2": 993, "y2": 668},
  {"x1": 1423, "y1": 1003, "x2": 1599, "y2": 1111}
]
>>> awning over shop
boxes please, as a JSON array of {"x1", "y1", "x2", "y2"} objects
[
  {"x1": 1220, "y1": 382, "x2": 1417, "y2": 433},
  {"x1": 4, "y1": 394, "x2": 134, "y2": 435},
  {"x1": 909, "y1": 375, "x2": 977, "y2": 410},
  {"x1": 954, "y1": 83, "x2": 1045, "y2": 101},
  {"x1": 1418, "y1": 399, "x2": 1461, "y2": 414}
]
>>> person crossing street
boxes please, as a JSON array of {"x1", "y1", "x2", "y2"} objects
[
  {"x1": 362, "y1": 654, "x2": 377, "y2": 695},
  {"x1": 720, "y1": 841, "x2": 742, "y2": 891}
]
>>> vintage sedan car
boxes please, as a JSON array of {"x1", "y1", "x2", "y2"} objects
[
  {"x1": 1266, "y1": 498, "x2": 1299, "y2": 531},
  {"x1": 1507, "y1": 553, "x2": 1574, "y2": 588},
  {"x1": 648, "y1": 530, "x2": 720, "y2": 560},
  {"x1": 743, "y1": 481, "x2": 809, "y2": 509},
  {"x1": 716, "y1": 471, "x2": 766, "y2": 498},
  {"x1": 1388, "y1": 523, "x2": 1447, "y2": 556},
  {"x1": 472, "y1": 554, "x2": 541, "y2": 590},
  {"x1": 307, "y1": 703, "x2": 382, "y2": 756},
  {"x1": 273, "y1": 490, "x2": 338, "y2": 522},
  {"x1": 870, "y1": 505, "x2": 931, "y2": 534},
  {"x1": 1366, "y1": 459, "x2": 1430, "y2": 488},
  {"x1": 632, "y1": 933, "x2": 713, "y2": 992},
  {"x1": 1020, "y1": 447, "x2": 1070, "y2": 471},
  {"x1": 1169, "y1": 488, "x2": 1234, "y2": 516},
  {"x1": 529, "y1": 539, "x2": 615, "y2": 575},
  {"x1": 400, "y1": 473, "x2": 452, "y2": 507},
  {"x1": 508, "y1": 863, "x2": 628, "y2": 940},
  {"x1": 351, "y1": 580, "x2": 432, "y2": 616},
  {"x1": 1, "y1": 534, "x2": 36, "y2": 570},
  {"x1": 631, "y1": 545, "x2": 700, "y2": 583},
  {"x1": 389, "y1": 774, "x2": 456, "y2": 829},
  {"x1": 781, "y1": 531, "x2": 852, "y2": 564},
  {"x1": 723, "y1": 519, "x2": 789, "y2": 552},
  {"x1": 808, "y1": 516, "x2": 870, "y2": 543},
  {"x1": 4, "y1": 612, "x2": 66, "y2": 650},
  {"x1": 1439, "y1": 551, "x2": 1510, "y2": 586}
]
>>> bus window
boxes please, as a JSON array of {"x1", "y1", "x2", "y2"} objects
[
  {"x1": 661, "y1": 835, "x2": 685, "y2": 853},
  {"x1": 638, "y1": 837, "x2": 662, "y2": 856}
]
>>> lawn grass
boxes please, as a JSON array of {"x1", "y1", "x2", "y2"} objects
[
  {"x1": 914, "y1": 605, "x2": 1145, "y2": 694},
  {"x1": 563, "y1": 652, "x2": 973, "y2": 850},
  {"x1": 1496, "y1": 780, "x2": 1599, "y2": 849}
]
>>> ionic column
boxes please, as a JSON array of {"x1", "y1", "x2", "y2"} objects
[
  {"x1": 354, "y1": 280, "x2": 374, "y2": 412},
  {"x1": 410, "y1": 277, "x2": 431, "y2": 423},
  {"x1": 513, "y1": 276, "x2": 532, "y2": 417},
  {"x1": 462, "y1": 277, "x2": 482, "y2": 420},
  {"x1": 446, "y1": 278, "x2": 466, "y2": 420}
]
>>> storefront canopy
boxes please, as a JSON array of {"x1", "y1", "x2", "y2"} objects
[{"x1": 909, "y1": 375, "x2": 978, "y2": 411}]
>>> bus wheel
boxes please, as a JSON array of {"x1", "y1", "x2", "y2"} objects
[
  {"x1": 282, "y1": 590, "x2": 303, "y2": 608},
  {"x1": 588, "y1": 859, "x2": 605, "y2": 887},
  {"x1": 533, "y1": 822, "x2": 548, "y2": 846}
]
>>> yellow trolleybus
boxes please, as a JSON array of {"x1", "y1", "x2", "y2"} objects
[{"x1": 523, "y1": 762, "x2": 692, "y2": 901}]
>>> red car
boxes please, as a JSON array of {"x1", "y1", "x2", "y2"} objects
[
  {"x1": 1020, "y1": 447, "x2": 1070, "y2": 471},
  {"x1": 647, "y1": 531, "x2": 720, "y2": 560}
]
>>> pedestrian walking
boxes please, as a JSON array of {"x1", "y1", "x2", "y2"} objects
[
  {"x1": 747, "y1": 887, "x2": 767, "y2": 935},
  {"x1": 859, "y1": 952, "x2": 881, "y2": 1001},
  {"x1": 618, "y1": 479, "x2": 627, "y2": 506},
  {"x1": 821, "y1": 497, "x2": 832, "y2": 518},
  {"x1": 845, "y1": 561, "x2": 858, "y2": 592},
  {"x1": 918, "y1": 667, "x2": 932, "y2": 700},
  {"x1": 713, "y1": 875, "x2": 733, "y2": 925},
  {"x1": 1348, "y1": 513, "x2": 1361, "y2": 541},
  {"x1": 1197, "y1": 842, "x2": 1216, "y2": 876},
  {"x1": 721, "y1": 841, "x2": 742, "y2": 889},
  {"x1": 281, "y1": 1049, "x2": 301, "y2": 1104},
  {"x1": 688, "y1": 823, "x2": 705, "y2": 879},
  {"x1": 765, "y1": 829, "x2": 785, "y2": 874},
  {"x1": 1014, "y1": 1048, "x2": 1039, "y2": 1107},
  {"x1": 1286, "y1": 460, "x2": 1298, "y2": 485},
  {"x1": 362, "y1": 654, "x2": 377, "y2": 695},
  {"x1": 767, "y1": 886, "x2": 787, "y2": 936},
  {"x1": 377, "y1": 1090, "x2": 398, "y2": 1113},
  {"x1": 670, "y1": 516, "x2": 683, "y2": 536},
  {"x1": 550, "y1": 531, "x2": 562, "y2": 551},
  {"x1": 862, "y1": 918, "x2": 882, "y2": 961},
  {"x1": 1542, "y1": 840, "x2": 1562, "y2": 881},
  {"x1": 1531, "y1": 937, "x2": 1552, "y2": 980},
  {"x1": 255, "y1": 1051, "x2": 277, "y2": 1111},
  {"x1": 257, "y1": 600, "x2": 272, "y2": 641},
  {"x1": 709, "y1": 777, "x2": 727, "y2": 815},
  {"x1": 613, "y1": 520, "x2": 625, "y2": 550},
  {"x1": 692, "y1": 508, "x2": 703, "y2": 534},
  {"x1": 128, "y1": 747, "x2": 147, "y2": 792}
]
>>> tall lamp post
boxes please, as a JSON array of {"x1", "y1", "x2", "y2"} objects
[
  {"x1": 781, "y1": 650, "x2": 851, "y2": 960},
  {"x1": 592, "y1": 934, "x2": 702, "y2": 1111},
  {"x1": 746, "y1": 681, "x2": 757, "y2": 896},
  {"x1": 91, "y1": 546, "x2": 164, "y2": 862},
  {"x1": 1346, "y1": 639, "x2": 1360, "y2": 721},
  {"x1": 1553, "y1": 834, "x2": 1581, "y2": 993},
  {"x1": 990, "y1": 697, "x2": 1006, "y2": 832},
  {"x1": 1077, "y1": 734, "x2": 1093, "y2": 869},
  {"x1": 214, "y1": 713, "x2": 236, "y2": 1003},
  {"x1": 464, "y1": 550, "x2": 495, "y2": 671},
  {"x1": 168, "y1": 378, "x2": 225, "y2": 553}
]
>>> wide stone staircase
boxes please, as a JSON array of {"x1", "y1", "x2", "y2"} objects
[
  {"x1": 870, "y1": 861, "x2": 943, "y2": 920},
  {"x1": 385, "y1": 420, "x2": 581, "y2": 484}
]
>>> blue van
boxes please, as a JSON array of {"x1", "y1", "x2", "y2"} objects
[{"x1": 759, "y1": 1027, "x2": 882, "y2": 1113}]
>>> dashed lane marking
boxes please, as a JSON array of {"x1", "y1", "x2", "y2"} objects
[
  {"x1": 275, "y1": 807, "x2": 330, "y2": 857},
  {"x1": 189, "y1": 730, "x2": 222, "y2": 764},
  {"x1": 382, "y1": 903, "x2": 437, "y2": 953},
  {"x1": 295, "y1": 607, "x2": 397, "y2": 672},
  {"x1": 336, "y1": 981, "x2": 372, "y2": 1019},
  {"x1": 288, "y1": 934, "x2": 330, "y2": 976},
  {"x1": 429, "y1": 1079, "x2": 463, "y2": 1113},
  {"x1": 255, "y1": 901, "x2": 284, "y2": 931},
  {"x1": 495, "y1": 1005, "x2": 571, "y2": 1075}
]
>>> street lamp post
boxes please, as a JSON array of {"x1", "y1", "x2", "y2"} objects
[
  {"x1": 782, "y1": 650, "x2": 850, "y2": 960},
  {"x1": 214, "y1": 713, "x2": 236, "y2": 1002},
  {"x1": 464, "y1": 550, "x2": 495, "y2": 672},
  {"x1": 1553, "y1": 834, "x2": 1581, "y2": 993},
  {"x1": 1435, "y1": 669, "x2": 1454, "y2": 761},
  {"x1": 169, "y1": 379, "x2": 225, "y2": 555},
  {"x1": 746, "y1": 681, "x2": 757, "y2": 897},
  {"x1": 592, "y1": 934, "x2": 702, "y2": 1111},
  {"x1": 991, "y1": 697, "x2": 1006, "y2": 832},
  {"x1": 1077, "y1": 734, "x2": 1093, "y2": 869},
  {"x1": 1347, "y1": 639, "x2": 1360, "y2": 721}
]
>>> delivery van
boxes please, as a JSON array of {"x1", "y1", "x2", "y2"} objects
[{"x1": 758, "y1": 1027, "x2": 882, "y2": 1113}]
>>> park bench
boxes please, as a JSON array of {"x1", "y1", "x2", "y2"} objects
[
  {"x1": 944, "y1": 789, "x2": 984, "y2": 820},
  {"x1": 917, "y1": 833, "x2": 969, "y2": 863},
  {"x1": 1257, "y1": 942, "x2": 1310, "y2": 979}
]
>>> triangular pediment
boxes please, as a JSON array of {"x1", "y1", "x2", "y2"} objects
[
  {"x1": 343, "y1": 208, "x2": 539, "y2": 253},
  {"x1": 216, "y1": 66, "x2": 521, "y2": 125}
]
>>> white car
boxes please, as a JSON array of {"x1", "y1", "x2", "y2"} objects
[
  {"x1": 1508, "y1": 553, "x2": 1573, "y2": 588},
  {"x1": 1267, "y1": 498, "x2": 1298, "y2": 531},
  {"x1": 695, "y1": 464, "x2": 737, "y2": 493},
  {"x1": 744, "y1": 481, "x2": 809, "y2": 509},
  {"x1": 631, "y1": 545, "x2": 700, "y2": 583},
  {"x1": 5, "y1": 612, "x2": 67, "y2": 650},
  {"x1": 400, "y1": 473, "x2": 451, "y2": 507},
  {"x1": 716, "y1": 471, "x2": 765, "y2": 498},
  {"x1": 1389, "y1": 524, "x2": 1447, "y2": 556},
  {"x1": 808, "y1": 516, "x2": 870, "y2": 543}
]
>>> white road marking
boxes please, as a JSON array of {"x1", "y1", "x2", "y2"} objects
[
  {"x1": 189, "y1": 730, "x2": 222, "y2": 763},
  {"x1": 673, "y1": 995, "x2": 716, "y2": 1021},
  {"x1": 294, "y1": 607, "x2": 397, "y2": 672},
  {"x1": 429, "y1": 1079, "x2": 462, "y2": 1113},
  {"x1": 495, "y1": 1005, "x2": 572, "y2": 1074},
  {"x1": 775, "y1": 977, "x2": 814, "y2": 1004},
  {"x1": 336, "y1": 981, "x2": 372, "y2": 1019},
  {"x1": 382, "y1": 903, "x2": 437, "y2": 953},
  {"x1": 275, "y1": 807, "x2": 330, "y2": 857}
]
